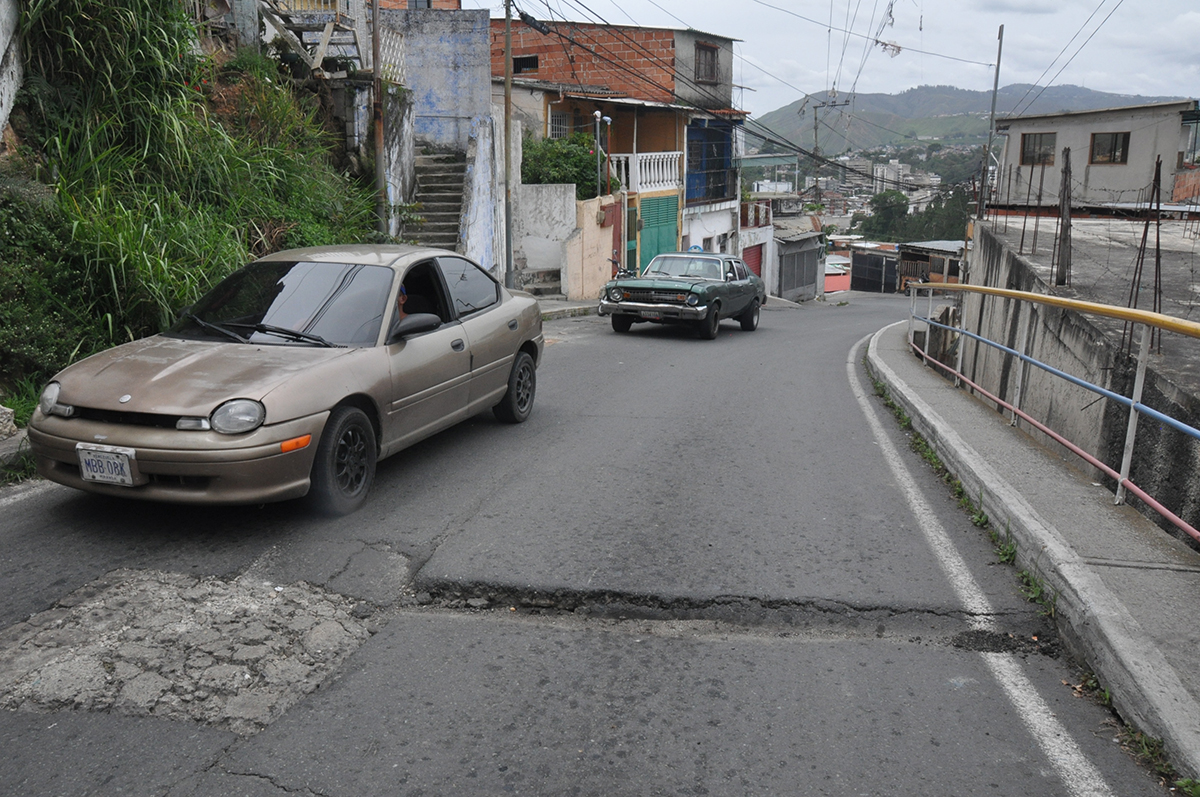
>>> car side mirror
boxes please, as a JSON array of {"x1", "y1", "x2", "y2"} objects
[
  {"x1": 387, "y1": 312, "x2": 442, "y2": 344},
  {"x1": 725, "y1": 271, "x2": 736, "y2": 282}
]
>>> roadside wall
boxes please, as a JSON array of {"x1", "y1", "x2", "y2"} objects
[
  {"x1": 965, "y1": 224, "x2": 1200, "y2": 542},
  {"x1": 0, "y1": 0, "x2": 21, "y2": 137},
  {"x1": 514, "y1": 183, "x2": 576, "y2": 275},
  {"x1": 564, "y1": 195, "x2": 617, "y2": 302}
]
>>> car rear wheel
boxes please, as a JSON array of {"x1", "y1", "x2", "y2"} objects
[
  {"x1": 611, "y1": 315, "x2": 634, "y2": 333},
  {"x1": 698, "y1": 304, "x2": 720, "y2": 340},
  {"x1": 309, "y1": 406, "x2": 376, "y2": 516},
  {"x1": 493, "y1": 351, "x2": 536, "y2": 423},
  {"x1": 739, "y1": 299, "x2": 760, "y2": 331}
]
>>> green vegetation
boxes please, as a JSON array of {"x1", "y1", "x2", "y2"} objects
[
  {"x1": 852, "y1": 186, "x2": 971, "y2": 242},
  {"x1": 0, "y1": 0, "x2": 384, "y2": 410},
  {"x1": 522, "y1": 132, "x2": 618, "y2": 200},
  {"x1": 1017, "y1": 570, "x2": 1057, "y2": 617}
]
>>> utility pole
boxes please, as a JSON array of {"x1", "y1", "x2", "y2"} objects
[
  {"x1": 372, "y1": 0, "x2": 386, "y2": 235},
  {"x1": 503, "y1": 0, "x2": 514, "y2": 288},
  {"x1": 977, "y1": 25, "x2": 1004, "y2": 219},
  {"x1": 811, "y1": 94, "x2": 849, "y2": 207}
]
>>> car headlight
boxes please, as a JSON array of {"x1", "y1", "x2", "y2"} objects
[
  {"x1": 686, "y1": 294, "x2": 700, "y2": 306},
  {"x1": 607, "y1": 286, "x2": 623, "y2": 302},
  {"x1": 210, "y1": 399, "x2": 265, "y2": 434},
  {"x1": 38, "y1": 381, "x2": 75, "y2": 418}
]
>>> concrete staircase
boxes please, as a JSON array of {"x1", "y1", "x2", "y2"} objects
[
  {"x1": 410, "y1": 153, "x2": 465, "y2": 250},
  {"x1": 518, "y1": 267, "x2": 564, "y2": 298}
]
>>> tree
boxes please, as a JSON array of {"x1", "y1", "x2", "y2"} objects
[{"x1": 860, "y1": 190, "x2": 910, "y2": 238}]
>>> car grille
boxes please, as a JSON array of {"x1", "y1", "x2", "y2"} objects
[
  {"x1": 73, "y1": 406, "x2": 182, "y2": 429},
  {"x1": 624, "y1": 289, "x2": 689, "y2": 304}
]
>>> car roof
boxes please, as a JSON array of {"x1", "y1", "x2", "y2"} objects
[
  {"x1": 657, "y1": 251, "x2": 738, "y2": 261},
  {"x1": 253, "y1": 244, "x2": 461, "y2": 270}
]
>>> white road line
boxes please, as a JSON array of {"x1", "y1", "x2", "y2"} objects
[{"x1": 848, "y1": 333, "x2": 1114, "y2": 797}]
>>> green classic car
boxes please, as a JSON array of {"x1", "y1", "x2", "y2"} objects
[{"x1": 597, "y1": 252, "x2": 766, "y2": 339}]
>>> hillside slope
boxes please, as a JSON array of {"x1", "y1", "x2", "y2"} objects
[{"x1": 751, "y1": 84, "x2": 1185, "y2": 153}]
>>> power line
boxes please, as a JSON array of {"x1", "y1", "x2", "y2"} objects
[
  {"x1": 1010, "y1": 0, "x2": 1126, "y2": 117},
  {"x1": 749, "y1": 0, "x2": 992, "y2": 67}
]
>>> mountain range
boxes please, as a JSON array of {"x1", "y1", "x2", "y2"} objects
[{"x1": 749, "y1": 84, "x2": 1187, "y2": 154}]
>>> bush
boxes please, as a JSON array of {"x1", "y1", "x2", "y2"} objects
[{"x1": 522, "y1": 133, "x2": 604, "y2": 200}]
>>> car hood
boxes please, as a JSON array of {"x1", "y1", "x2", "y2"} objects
[
  {"x1": 613, "y1": 276, "x2": 715, "y2": 291},
  {"x1": 53, "y1": 335, "x2": 356, "y2": 416}
]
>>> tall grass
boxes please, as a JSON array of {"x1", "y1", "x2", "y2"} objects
[{"x1": 6, "y1": 0, "x2": 379, "y2": 371}]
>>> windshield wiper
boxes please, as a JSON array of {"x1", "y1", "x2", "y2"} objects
[
  {"x1": 245, "y1": 323, "x2": 340, "y2": 348},
  {"x1": 184, "y1": 313, "x2": 248, "y2": 344}
]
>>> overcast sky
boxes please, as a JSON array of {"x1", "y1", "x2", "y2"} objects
[{"x1": 472, "y1": 0, "x2": 1200, "y2": 118}]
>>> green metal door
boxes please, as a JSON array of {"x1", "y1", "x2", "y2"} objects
[{"x1": 638, "y1": 195, "x2": 679, "y2": 272}]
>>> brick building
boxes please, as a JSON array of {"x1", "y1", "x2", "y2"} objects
[{"x1": 490, "y1": 19, "x2": 746, "y2": 272}]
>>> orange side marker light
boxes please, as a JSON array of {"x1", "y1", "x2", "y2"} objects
[{"x1": 280, "y1": 434, "x2": 312, "y2": 454}]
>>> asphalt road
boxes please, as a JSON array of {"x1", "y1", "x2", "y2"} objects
[{"x1": 0, "y1": 293, "x2": 1170, "y2": 796}]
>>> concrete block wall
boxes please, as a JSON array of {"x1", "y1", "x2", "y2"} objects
[{"x1": 489, "y1": 21, "x2": 676, "y2": 104}]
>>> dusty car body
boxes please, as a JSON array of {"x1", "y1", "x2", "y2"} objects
[
  {"x1": 27, "y1": 244, "x2": 544, "y2": 515},
  {"x1": 596, "y1": 252, "x2": 766, "y2": 339}
]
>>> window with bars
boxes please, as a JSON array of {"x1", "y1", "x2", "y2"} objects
[
  {"x1": 549, "y1": 112, "x2": 569, "y2": 140},
  {"x1": 1020, "y1": 132, "x2": 1056, "y2": 166},
  {"x1": 1090, "y1": 131, "x2": 1130, "y2": 164},
  {"x1": 695, "y1": 43, "x2": 718, "y2": 84}
]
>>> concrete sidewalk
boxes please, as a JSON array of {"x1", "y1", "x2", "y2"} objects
[{"x1": 867, "y1": 320, "x2": 1200, "y2": 780}]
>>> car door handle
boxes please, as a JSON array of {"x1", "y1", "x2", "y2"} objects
[
  {"x1": 451, "y1": 339, "x2": 465, "y2": 352},
  {"x1": 508, "y1": 319, "x2": 519, "y2": 331}
]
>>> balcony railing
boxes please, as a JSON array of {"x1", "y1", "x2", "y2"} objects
[
  {"x1": 609, "y1": 152, "x2": 683, "y2": 194},
  {"x1": 741, "y1": 200, "x2": 771, "y2": 228}
]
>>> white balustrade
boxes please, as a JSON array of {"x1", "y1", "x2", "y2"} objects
[{"x1": 607, "y1": 151, "x2": 683, "y2": 193}]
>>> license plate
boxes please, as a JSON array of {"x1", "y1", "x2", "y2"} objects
[
  {"x1": 77, "y1": 444, "x2": 136, "y2": 486},
  {"x1": 640, "y1": 310, "x2": 662, "y2": 320}
]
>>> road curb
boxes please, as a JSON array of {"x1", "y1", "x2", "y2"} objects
[
  {"x1": 540, "y1": 304, "x2": 597, "y2": 321},
  {"x1": 865, "y1": 321, "x2": 1200, "y2": 780}
]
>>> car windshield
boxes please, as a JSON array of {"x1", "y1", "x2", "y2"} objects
[
  {"x1": 644, "y1": 255, "x2": 724, "y2": 280},
  {"x1": 168, "y1": 261, "x2": 394, "y2": 347}
]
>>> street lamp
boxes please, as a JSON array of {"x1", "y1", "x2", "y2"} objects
[
  {"x1": 603, "y1": 116, "x2": 612, "y2": 196},
  {"x1": 593, "y1": 111, "x2": 602, "y2": 198}
]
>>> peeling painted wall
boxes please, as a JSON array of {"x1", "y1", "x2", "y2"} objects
[
  {"x1": 386, "y1": 9, "x2": 490, "y2": 152},
  {"x1": 0, "y1": 0, "x2": 21, "y2": 136},
  {"x1": 514, "y1": 183, "x2": 576, "y2": 275}
]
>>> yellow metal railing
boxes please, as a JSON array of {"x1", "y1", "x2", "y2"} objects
[{"x1": 934, "y1": 283, "x2": 1200, "y2": 340}]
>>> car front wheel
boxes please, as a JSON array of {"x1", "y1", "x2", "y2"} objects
[
  {"x1": 611, "y1": 315, "x2": 634, "y2": 333},
  {"x1": 309, "y1": 406, "x2": 376, "y2": 516},
  {"x1": 698, "y1": 304, "x2": 720, "y2": 340},
  {"x1": 739, "y1": 299, "x2": 760, "y2": 331},
  {"x1": 493, "y1": 351, "x2": 536, "y2": 423}
]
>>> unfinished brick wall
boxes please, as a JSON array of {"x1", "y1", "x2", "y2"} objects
[
  {"x1": 379, "y1": 0, "x2": 462, "y2": 8},
  {"x1": 490, "y1": 20, "x2": 677, "y2": 104},
  {"x1": 1172, "y1": 167, "x2": 1200, "y2": 203}
]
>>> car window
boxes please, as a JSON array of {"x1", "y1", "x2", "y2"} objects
[
  {"x1": 733, "y1": 262, "x2": 748, "y2": 280},
  {"x1": 437, "y1": 256, "x2": 499, "y2": 317},
  {"x1": 169, "y1": 261, "x2": 393, "y2": 347}
]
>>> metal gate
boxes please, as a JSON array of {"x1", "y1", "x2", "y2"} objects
[
  {"x1": 638, "y1": 195, "x2": 679, "y2": 271},
  {"x1": 742, "y1": 244, "x2": 763, "y2": 276}
]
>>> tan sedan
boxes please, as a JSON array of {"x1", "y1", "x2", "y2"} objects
[{"x1": 27, "y1": 244, "x2": 544, "y2": 515}]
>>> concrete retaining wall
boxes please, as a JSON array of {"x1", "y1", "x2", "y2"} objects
[{"x1": 966, "y1": 224, "x2": 1200, "y2": 543}]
